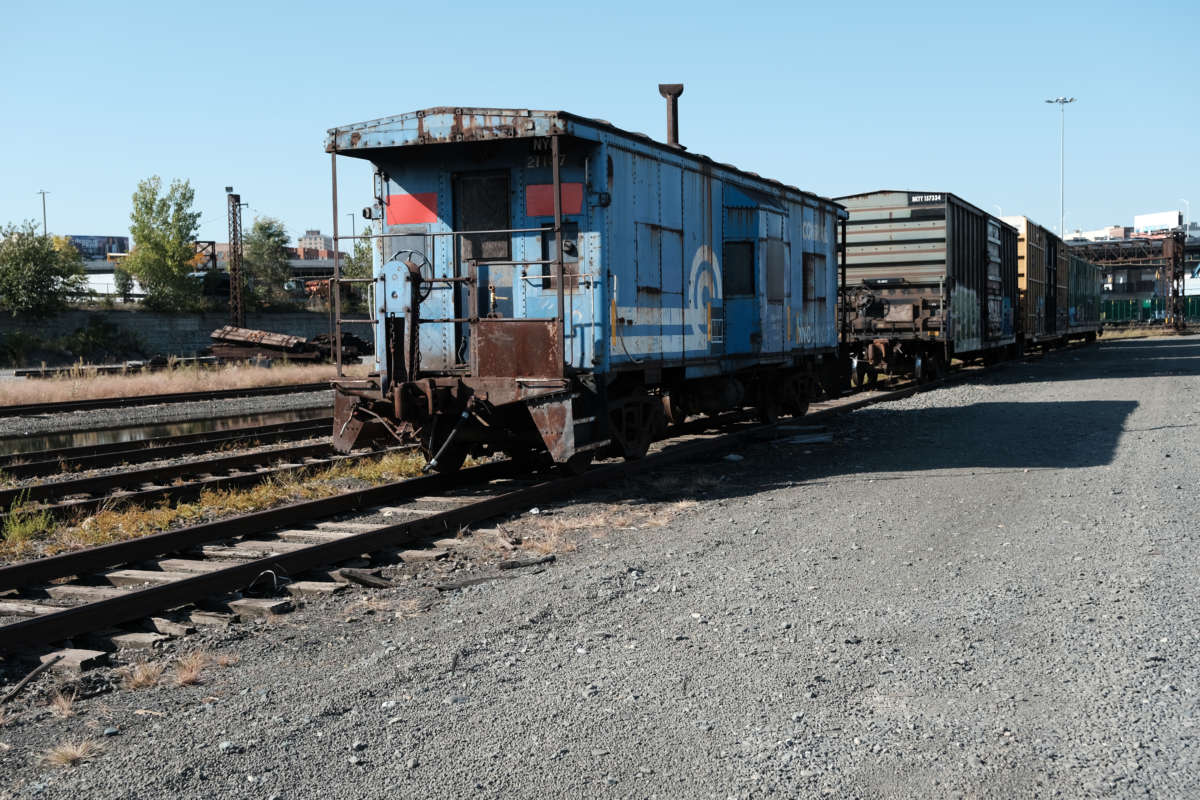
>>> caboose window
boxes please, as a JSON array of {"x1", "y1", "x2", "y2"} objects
[
  {"x1": 454, "y1": 173, "x2": 511, "y2": 264},
  {"x1": 723, "y1": 241, "x2": 755, "y2": 296},
  {"x1": 803, "y1": 252, "x2": 826, "y2": 301},
  {"x1": 765, "y1": 239, "x2": 786, "y2": 302}
]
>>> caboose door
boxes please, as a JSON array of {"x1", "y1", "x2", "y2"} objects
[{"x1": 453, "y1": 172, "x2": 512, "y2": 365}]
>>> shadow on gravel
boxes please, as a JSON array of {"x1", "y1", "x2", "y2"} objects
[
  {"x1": 626, "y1": 398, "x2": 1140, "y2": 507},
  {"x1": 982, "y1": 337, "x2": 1200, "y2": 384}
]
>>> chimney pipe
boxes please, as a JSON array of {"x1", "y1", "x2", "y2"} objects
[{"x1": 658, "y1": 83, "x2": 684, "y2": 148}]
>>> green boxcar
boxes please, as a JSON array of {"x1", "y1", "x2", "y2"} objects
[{"x1": 1067, "y1": 252, "x2": 1101, "y2": 335}]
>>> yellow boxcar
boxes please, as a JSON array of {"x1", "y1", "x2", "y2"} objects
[{"x1": 1003, "y1": 216, "x2": 1069, "y2": 344}]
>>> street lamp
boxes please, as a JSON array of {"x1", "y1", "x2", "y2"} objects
[
  {"x1": 1045, "y1": 97, "x2": 1076, "y2": 240},
  {"x1": 35, "y1": 190, "x2": 49, "y2": 236}
]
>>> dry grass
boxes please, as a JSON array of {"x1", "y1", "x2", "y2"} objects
[
  {"x1": 174, "y1": 651, "x2": 209, "y2": 686},
  {"x1": 40, "y1": 738, "x2": 103, "y2": 768},
  {"x1": 0, "y1": 361, "x2": 370, "y2": 407},
  {"x1": 1094, "y1": 327, "x2": 1192, "y2": 341},
  {"x1": 0, "y1": 707, "x2": 12, "y2": 727},
  {"x1": 48, "y1": 689, "x2": 76, "y2": 718},
  {"x1": 118, "y1": 661, "x2": 164, "y2": 690},
  {"x1": 215, "y1": 653, "x2": 239, "y2": 668},
  {"x1": 1, "y1": 449, "x2": 428, "y2": 562}
]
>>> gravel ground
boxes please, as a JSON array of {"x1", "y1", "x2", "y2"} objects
[
  {"x1": 0, "y1": 391, "x2": 332, "y2": 439},
  {"x1": 1, "y1": 337, "x2": 1197, "y2": 799}
]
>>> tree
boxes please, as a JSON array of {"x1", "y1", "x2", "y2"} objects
[
  {"x1": 342, "y1": 222, "x2": 375, "y2": 280},
  {"x1": 0, "y1": 222, "x2": 88, "y2": 317},
  {"x1": 124, "y1": 176, "x2": 202, "y2": 310},
  {"x1": 341, "y1": 222, "x2": 375, "y2": 311},
  {"x1": 112, "y1": 265, "x2": 135, "y2": 302},
  {"x1": 243, "y1": 216, "x2": 292, "y2": 306}
]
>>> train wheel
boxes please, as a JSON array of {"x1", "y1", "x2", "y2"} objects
[
  {"x1": 914, "y1": 352, "x2": 929, "y2": 383},
  {"x1": 608, "y1": 392, "x2": 660, "y2": 461},
  {"x1": 562, "y1": 451, "x2": 594, "y2": 475}
]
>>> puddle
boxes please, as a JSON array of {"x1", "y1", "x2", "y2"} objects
[{"x1": 0, "y1": 408, "x2": 330, "y2": 457}]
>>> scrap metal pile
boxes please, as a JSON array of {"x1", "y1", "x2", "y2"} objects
[{"x1": 209, "y1": 326, "x2": 370, "y2": 363}]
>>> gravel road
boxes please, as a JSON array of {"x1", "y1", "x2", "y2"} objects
[{"x1": 1, "y1": 336, "x2": 1197, "y2": 799}]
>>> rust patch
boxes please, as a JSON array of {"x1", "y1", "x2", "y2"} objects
[{"x1": 473, "y1": 319, "x2": 562, "y2": 379}]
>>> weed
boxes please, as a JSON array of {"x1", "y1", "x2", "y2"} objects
[
  {"x1": 40, "y1": 739, "x2": 103, "y2": 767},
  {"x1": 2, "y1": 491, "x2": 55, "y2": 551},
  {"x1": 118, "y1": 662, "x2": 164, "y2": 690},
  {"x1": 48, "y1": 690, "x2": 76, "y2": 718},
  {"x1": 0, "y1": 361, "x2": 369, "y2": 407},
  {"x1": 214, "y1": 653, "x2": 239, "y2": 668},
  {"x1": 174, "y1": 651, "x2": 209, "y2": 686}
]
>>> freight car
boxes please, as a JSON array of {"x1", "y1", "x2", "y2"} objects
[
  {"x1": 835, "y1": 191, "x2": 1018, "y2": 385},
  {"x1": 325, "y1": 89, "x2": 846, "y2": 471},
  {"x1": 1002, "y1": 216, "x2": 1070, "y2": 348},
  {"x1": 1066, "y1": 251, "x2": 1102, "y2": 341}
]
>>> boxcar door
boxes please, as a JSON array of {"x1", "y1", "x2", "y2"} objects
[
  {"x1": 1044, "y1": 236, "x2": 1057, "y2": 335},
  {"x1": 454, "y1": 172, "x2": 512, "y2": 365},
  {"x1": 722, "y1": 201, "x2": 761, "y2": 355}
]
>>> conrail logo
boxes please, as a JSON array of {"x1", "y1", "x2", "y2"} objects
[{"x1": 909, "y1": 193, "x2": 944, "y2": 204}]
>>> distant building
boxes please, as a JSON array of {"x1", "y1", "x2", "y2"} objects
[
  {"x1": 297, "y1": 229, "x2": 334, "y2": 250},
  {"x1": 1133, "y1": 210, "x2": 1183, "y2": 234},
  {"x1": 1067, "y1": 225, "x2": 1131, "y2": 242}
]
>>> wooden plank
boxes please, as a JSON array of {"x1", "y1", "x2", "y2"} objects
[
  {"x1": 227, "y1": 597, "x2": 292, "y2": 618},
  {"x1": 315, "y1": 521, "x2": 383, "y2": 531},
  {"x1": 44, "y1": 584, "x2": 127, "y2": 603},
  {"x1": 0, "y1": 600, "x2": 60, "y2": 617},
  {"x1": 40, "y1": 648, "x2": 109, "y2": 675},
  {"x1": 286, "y1": 581, "x2": 347, "y2": 598},
  {"x1": 156, "y1": 559, "x2": 232, "y2": 574},
  {"x1": 276, "y1": 528, "x2": 352, "y2": 543},
  {"x1": 104, "y1": 569, "x2": 196, "y2": 588}
]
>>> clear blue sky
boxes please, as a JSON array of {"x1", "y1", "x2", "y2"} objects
[{"x1": 2, "y1": 0, "x2": 1195, "y2": 243}]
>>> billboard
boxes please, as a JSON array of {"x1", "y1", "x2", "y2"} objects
[
  {"x1": 1133, "y1": 211, "x2": 1181, "y2": 234},
  {"x1": 66, "y1": 235, "x2": 130, "y2": 260}
]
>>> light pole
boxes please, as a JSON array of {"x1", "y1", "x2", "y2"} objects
[
  {"x1": 346, "y1": 212, "x2": 356, "y2": 243},
  {"x1": 1045, "y1": 97, "x2": 1075, "y2": 239},
  {"x1": 35, "y1": 190, "x2": 49, "y2": 236},
  {"x1": 1179, "y1": 198, "x2": 1190, "y2": 236}
]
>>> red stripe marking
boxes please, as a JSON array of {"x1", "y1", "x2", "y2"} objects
[
  {"x1": 526, "y1": 183, "x2": 583, "y2": 217},
  {"x1": 386, "y1": 193, "x2": 438, "y2": 225}
]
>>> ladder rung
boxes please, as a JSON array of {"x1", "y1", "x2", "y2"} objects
[
  {"x1": 337, "y1": 318, "x2": 378, "y2": 324},
  {"x1": 333, "y1": 277, "x2": 377, "y2": 283}
]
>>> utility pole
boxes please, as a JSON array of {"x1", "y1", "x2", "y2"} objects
[
  {"x1": 226, "y1": 187, "x2": 245, "y2": 328},
  {"x1": 1045, "y1": 97, "x2": 1076, "y2": 239},
  {"x1": 35, "y1": 190, "x2": 49, "y2": 236}
]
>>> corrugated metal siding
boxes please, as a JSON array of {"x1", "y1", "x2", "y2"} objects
[
  {"x1": 1005, "y1": 215, "x2": 1069, "y2": 341},
  {"x1": 1068, "y1": 253, "x2": 1101, "y2": 330},
  {"x1": 840, "y1": 191, "x2": 1017, "y2": 352}
]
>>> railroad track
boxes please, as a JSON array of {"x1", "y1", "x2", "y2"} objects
[
  {"x1": 0, "y1": 417, "x2": 333, "y2": 480},
  {"x1": 0, "y1": 439, "x2": 394, "y2": 522},
  {"x1": 0, "y1": 381, "x2": 331, "y2": 418},
  {"x1": 0, "y1": 347, "x2": 1076, "y2": 660}
]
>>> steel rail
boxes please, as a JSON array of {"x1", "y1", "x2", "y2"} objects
[
  {"x1": 0, "y1": 417, "x2": 332, "y2": 468},
  {"x1": 0, "y1": 382, "x2": 332, "y2": 418},
  {"x1": 0, "y1": 421, "x2": 333, "y2": 480}
]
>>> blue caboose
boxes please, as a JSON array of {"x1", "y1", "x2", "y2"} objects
[{"x1": 326, "y1": 89, "x2": 846, "y2": 470}]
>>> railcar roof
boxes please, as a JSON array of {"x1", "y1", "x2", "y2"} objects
[
  {"x1": 837, "y1": 189, "x2": 1017, "y2": 232},
  {"x1": 326, "y1": 107, "x2": 843, "y2": 211}
]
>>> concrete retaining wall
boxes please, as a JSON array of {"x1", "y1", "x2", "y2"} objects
[{"x1": 0, "y1": 310, "x2": 373, "y2": 359}]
